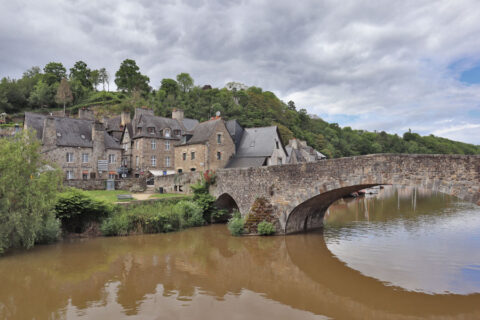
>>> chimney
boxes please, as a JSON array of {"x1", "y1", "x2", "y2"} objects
[
  {"x1": 121, "y1": 111, "x2": 131, "y2": 126},
  {"x1": 172, "y1": 108, "x2": 184, "y2": 121},
  {"x1": 78, "y1": 108, "x2": 94, "y2": 120},
  {"x1": 42, "y1": 116, "x2": 56, "y2": 146},
  {"x1": 92, "y1": 122, "x2": 105, "y2": 162}
]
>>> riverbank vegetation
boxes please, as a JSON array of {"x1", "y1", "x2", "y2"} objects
[
  {"x1": 2, "y1": 60, "x2": 479, "y2": 158},
  {"x1": 0, "y1": 131, "x2": 63, "y2": 253}
]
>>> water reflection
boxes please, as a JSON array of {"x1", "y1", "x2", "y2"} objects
[{"x1": 0, "y1": 188, "x2": 479, "y2": 319}]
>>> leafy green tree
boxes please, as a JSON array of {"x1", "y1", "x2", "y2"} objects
[
  {"x1": 115, "y1": 59, "x2": 150, "y2": 93},
  {"x1": 69, "y1": 60, "x2": 92, "y2": 88},
  {"x1": 43, "y1": 62, "x2": 66, "y2": 86},
  {"x1": 160, "y1": 78, "x2": 178, "y2": 97},
  {"x1": 176, "y1": 72, "x2": 194, "y2": 93},
  {"x1": 89, "y1": 69, "x2": 100, "y2": 91},
  {"x1": 28, "y1": 79, "x2": 55, "y2": 108},
  {"x1": 0, "y1": 130, "x2": 62, "y2": 253}
]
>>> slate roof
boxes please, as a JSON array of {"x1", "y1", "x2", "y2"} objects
[
  {"x1": 24, "y1": 112, "x2": 122, "y2": 149},
  {"x1": 133, "y1": 115, "x2": 184, "y2": 140},
  {"x1": 182, "y1": 118, "x2": 199, "y2": 132},
  {"x1": 226, "y1": 119, "x2": 244, "y2": 149},
  {"x1": 180, "y1": 119, "x2": 221, "y2": 145},
  {"x1": 234, "y1": 126, "x2": 281, "y2": 157},
  {"x1": 226, "y1": 156, "x2": 267, "y2": 168}
]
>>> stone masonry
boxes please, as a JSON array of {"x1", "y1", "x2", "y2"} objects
[{"x1": 156, "y1": 154, "x2": 480, "y2": 234}]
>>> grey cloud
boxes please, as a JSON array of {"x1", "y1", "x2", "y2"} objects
[{"x1": 1, "y1": 0, "x2": 480, "y2": 143}]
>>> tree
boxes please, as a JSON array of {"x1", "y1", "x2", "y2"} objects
[
  {"x1": 28, "y1": 80, "x2": 55, "y2": 108},
  {"x1": 98, "y1": 68, "x2": 109, "y2": 91},
  {"x1": 0, "y1": 130, "x2": 62, "y2": 253},
  {"x1": 69, "y1": 60, "x2": 92, "y2": 89},
  {"x1": 43, "y1": 62, "x2": 66, "y2": 86},
  {"x1": 55, "y1": 78, "x2": 73, "y2": 116},
  {"x1": 89, "y1": 69, "x2": 100, "y2": 91},
  {"x1": 160, "y1": 78, "x2": 178, "y2": 97},
  {"x1": 176, "y1": 72, "x2": 194, "y2": 93},
  {"x1": 115, "y1": 59, "x2": 150, "y2": 93}
]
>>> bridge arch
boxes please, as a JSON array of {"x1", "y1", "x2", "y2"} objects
[
  {"x1": 285, "y1": 184, "x2": 380, "y2": 234},
  {"x1": 214, "y1": 193, "x2": 240, "y2": 219}
]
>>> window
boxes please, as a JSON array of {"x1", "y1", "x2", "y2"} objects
[
  {"x1": 190, "y1": 168, "x2": 196, "y2": 172},
  {"x1": 108, "y1": 154, "x2": 116, "y2": 164},
  {"x1": 191, "y1": 152, "x2": 195, "y2": 160},
  {"x1": 135, "y1": 156, "x2": 139, "y2": 167},
  {"x1": 178, "y1": 169, "x2": 183, "y2": 173},
  {"x1": 151, "y1": 139, "x2": 156, "y2": 150},
  {"x1": 109, "y1": 173, "x2": 116, "y2": 179},
  {"x1": 136, "y1": 140, "x2": 139, "y2": 150},
  {"x1": 165, "y1": 156, "x2": 170, "y2": 167},
  {"x1": 82, "y1": 153, "x2": 89, "y2": 163},
  {"x1": 164, "y1": 129, "x2": 171, "y2": 138},
  {"x1": 151, "y1": 155, "x2": 156, "y2": 167},
  {"x1": 165, "y1": 140, "x2": 170, "y2": 150},
  {"x1": 66, "y1": 170, "x2": 74, "y2": 180},
  {"x1": 123, "y1": 143, "x2": 129, "y2": 151},
  {"x1": 82, "y1": 172, "x2": 88, "y2": 180},
  {"x1": 148, "y1": 127, "x2": 155, "y2": 134},
  {"x1": 182, "y1": 152, "x2": 187, "y2": 161},
  {"x1": 217, "y1": 133, "x2": 222, "y2": 144},
  {"x1": 90, "y1": 172, "x2": 96, "y2": 179},
  {"x1": 276, "y1": 141, "x2": 280, "y2": 149},
  {"x1": 217, "y1": 151, "x2": 222, "y2": 160},
  {"x1": 66, "y1": 152, "x2": 74, "y2": 163},
  {"x1": 174, "y1": 129, "x2": 181, "y2": 136},
  {"x1": 278, "y1": 157, "x2": 283, "y2": 165}
]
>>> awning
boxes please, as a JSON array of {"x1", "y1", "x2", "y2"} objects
[
  {"x1": 82, "y1": 170, "x2": 89, "y2": 174},
  {"x1": 149, "y1": 170, "x2": 176, "y2": 176},
  {"x1": 109, "y1": 171, "x2": 117, "y2": 174}
]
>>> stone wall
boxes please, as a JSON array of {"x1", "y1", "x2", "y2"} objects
[
  {"x1": 210, "y1": 154, "x2": 480, "y2": 234},
  {"x1": 132, "y1": 137, "x2": 177, "y2": 175},
  {"x1": 63, "y1": 177, "x2": 146, "y2": 191},
  {"x1": 154, "y1": 171, "x2": 202, "y2": 194}
]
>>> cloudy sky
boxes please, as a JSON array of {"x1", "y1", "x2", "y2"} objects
[{"x1": 1, "y1": 0, "x2": 480, "y2": 144}]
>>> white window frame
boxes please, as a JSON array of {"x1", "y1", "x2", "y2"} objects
[
  {"x1": 165, "y1": 156, "x2": 170, "y2": 167},
  {"x1": 151, "y1": 139, "x2": 156, "y2": 150},
  {"x1": 164, "y1": 129, "x2": 171, "y2": 138},
  {"x1": 66, "y1": 152, "x2": 74, "y2": 163},
  {"x1": 66, "y1": 170, "x2": 74, "y2": 180},
  {"x1": 108, "y1": 154, "x2": 116, "y2": 164},
  {"x1": 165, "y1": 140, "x2": 170, "y2": 150},
  {"x1": 82, "y1": 153, "x2": 89, "y2": 163},
  {"x1": 151, "y1": 155, "x2": 156, "y2": 167}
]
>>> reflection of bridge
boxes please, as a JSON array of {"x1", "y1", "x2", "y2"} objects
[{"x1": 211, "y1": 154, "x2": 480, "y2": 233}]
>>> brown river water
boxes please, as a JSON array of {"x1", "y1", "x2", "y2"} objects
[{"x1": 0, "y1": 186, "x2": 479, "y2": 319}]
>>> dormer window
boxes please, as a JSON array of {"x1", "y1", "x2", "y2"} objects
[
  {"x1": 137, "y1": 127, "x2": 142, "y2": 134},
  {"x1": 148, "y1": 127, "x2": 155, "y2": 134},
  {"x1": 174, "y1": 129, "x2": 181, "y2": 136},
  {"x1": 276, "y1": 141, "x2": 279, "y2": 149},
  {"x1": 164, "y1": 129, "x2": 171, "y2": 138}
]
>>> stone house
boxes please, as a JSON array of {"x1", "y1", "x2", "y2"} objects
[
  {"x1": 121, "y1": 108, "x2": 199, "y2": 177},
  {"x1": 285, "y1": 139, "x2": 326, "y2": 163},
  {"x1": 226, "y1": 126, "x2": 288, "y2": 168},
  {"x1": 24, "y1": 112, "x2": 123, "y2": 180},
  {"x1": 174, "y1": 117, "x2": 235, "y2": 173}
]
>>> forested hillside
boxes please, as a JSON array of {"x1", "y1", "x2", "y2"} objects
[{"x1": 1, "y1": 59, "x2": 479, "y2": 158}]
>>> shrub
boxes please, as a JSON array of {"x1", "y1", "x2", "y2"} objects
[
  {"x1": 35, "y1": 212, "x2": 61, "y2": 244},
  {"x1": 55, "y1": 188, "x2": 113, "y2": 233},
  {"x1": 173, "y1": 201, "x2": 204, "y2": 227},
  {"x1": 257, "y1": 220, "x2": 276, "y2": 236},
  {"x1": 227, "y1": 211, "x2": 245, "y2": 236},
  {"x1": 191, "y1": 179, "x2": 217, "y2": 223}
]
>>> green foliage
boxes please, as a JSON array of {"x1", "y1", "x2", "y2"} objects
[
  {"x1": 176, "y1": 73, "x2": 194, "y2": 93},
  {"x1": 54, "y1": 188, "x2": 113, "y2": 233},
  {"x1": 43, "y1": 62, "x2": 67, "y2": 86},
  {"x1": 257, "y1": 220, "x2": 275, "y2": 236},
  {"x1": 115, "y1": 59, "x2": 150, "y2": 93},
  {"x1": 191, "y1": 175, "x2": 218, "y2": 223},
  {"x1": 69, "y1": 60, "x2": 92, "y2": 89},
  {"x1": 100, "y1": 200, "x2": 204, "y2": 236},
  {"x1": 227, "y1": 211, "x2": 245, "y2": 236},
  {"x1": 35, "y1": 213, "x2": 61, "y2": 244},
  {"x1": 0, "y1": 130, "x2": 62, "y2": 253}
]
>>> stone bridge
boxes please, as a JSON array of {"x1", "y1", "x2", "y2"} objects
[{"x1": 157, "y1": 154, "x2": 480, "y2": 234}]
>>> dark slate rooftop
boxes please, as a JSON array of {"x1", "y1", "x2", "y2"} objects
[
  {"x1": 182, "y1": 118, "x2": 199, "y2": 132},
  {"x1": 226, "y1": 119, "x2": 244, "y2": 149},
  {"x1": 181, "y1": 119, "x2": 221, "y2": 145},
  {"x1": 24, "y1": 112, "x2": 122, "y2": 149}
]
